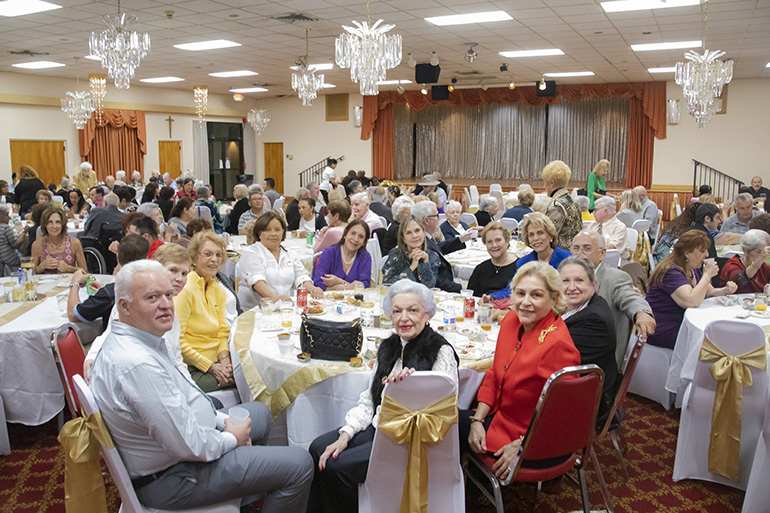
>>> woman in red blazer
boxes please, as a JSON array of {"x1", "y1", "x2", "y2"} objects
[{"x1": 460, "y1": 261, "x2": 581, "y2": 480}]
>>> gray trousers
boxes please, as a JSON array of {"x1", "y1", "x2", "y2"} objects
[{"x1": 136, "y1": 402, "x2": 314, "y2": 513}]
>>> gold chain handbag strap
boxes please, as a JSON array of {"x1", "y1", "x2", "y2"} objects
[
  {"x1": 301, "y1": 314, "x2": 363, "y2": 353},
  {"x1": 301, "y1": 313, "x2": 316, "y2": 349}
]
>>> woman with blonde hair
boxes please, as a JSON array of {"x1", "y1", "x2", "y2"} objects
[
  {"x1": 617, "y1": 189, "x2": 643, "y2": 228},
  {"x1": 587, "y1": 159, "x2": 610, "y2": 211},
  {"x1": 14, "y1": 165, "x2": 45, "y2": 217},
  {"x1": 542, "y1": 160, "x2": 582, "y2": 249}
]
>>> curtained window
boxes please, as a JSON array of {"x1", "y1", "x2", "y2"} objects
[{"x1": 79, "y1": 109, "x2": 147, "y2": 181}]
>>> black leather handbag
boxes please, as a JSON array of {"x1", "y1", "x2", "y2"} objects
[{"x1": 299, "y1": 314, "x2": 363, "y2": 361}]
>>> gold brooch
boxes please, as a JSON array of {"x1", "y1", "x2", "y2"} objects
[{"x1": 539, "y1": 325, "x2": 557, "y2": 344}]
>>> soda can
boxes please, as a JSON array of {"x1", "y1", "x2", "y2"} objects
[
  {"x1": 464, "y1": 298, "x2": 475, "y2": 319},
  {"x1": 297, "y1": 287, "x2": 308, "y2": 308}
]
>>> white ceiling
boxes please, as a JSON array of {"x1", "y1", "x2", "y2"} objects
[{"x1": 1, "y1": 0, "x2": 768, "y2": 98}]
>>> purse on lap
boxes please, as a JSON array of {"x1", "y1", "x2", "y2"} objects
[{"x1": 299, "y1": 314, "x2": 363, "y2": 361}]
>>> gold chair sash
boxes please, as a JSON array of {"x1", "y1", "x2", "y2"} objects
[
  {"x1": 57, "y1": 412, "x2": 115, "y2": 513},
  {"x1": 698, "y1": 336, "x2": 767, "y2": 480},
  {"x1": 378, "y1": 393, "x2": 458, "y2": 513}
]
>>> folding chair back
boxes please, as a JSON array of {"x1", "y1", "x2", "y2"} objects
[{"x1": 51, "y1": 326, "x2": 85, "y2": 419}]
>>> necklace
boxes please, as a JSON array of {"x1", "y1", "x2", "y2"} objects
[
  {"x1": 491, "y1": 261, "x2": 506, "y2": 273},
  {"x1": 341, "y1": 250, "x2": 356, "y2": 266}
]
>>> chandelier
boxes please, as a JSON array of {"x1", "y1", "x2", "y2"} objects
[
  {"x1": 193, "y1": 86, "x2": 208, "y2": 119},
  {"x1": 247, "y1": 109, "x2": 270, "y2": 134},
  {"x1": 89, "y1": 0, "x2": 150, "y2": 89},
  {"x1": 89, "y1": 74, "x2": 106, "y2": 124},
  {"x1": 61, "y1": 57, "x2": 95, "y2": 130},
  {"x1": 335, "y1": 18, "x2": 402, "y2": 96},
  {"x1": 675, "y1": 50, "x2": 732, "y2": 129},
  {"x1": 292, "y1": 29, "x2": 324, "y2": 106}
]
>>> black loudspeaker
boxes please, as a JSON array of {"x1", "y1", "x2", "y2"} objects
[
  {"x1": 415, "y1": 63, "x2": 441, "y2": 84},
  {"x1": 536, "y1": 80, "x2": 556, "y2": 97},
  {"x1": 431, "y1": 85, "x2": 450, "y2": 101}
]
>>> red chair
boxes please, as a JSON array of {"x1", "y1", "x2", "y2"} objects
[
  {"x1": 51, "y1": 325, "x2": 86, "y2": 419},
  {"x1": 463, "y1": 364, "x2": 614, "y2": 513}
]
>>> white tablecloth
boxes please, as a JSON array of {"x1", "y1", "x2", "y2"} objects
[
  {"x1": 0, "y1": 274, "x2": 112, "y2": 425},
  {"x1": 228, "y1": 235, "x2": 315, "y2": 268},
  {"x1": 444, "y1": 239, "x2": 531, "y2": 280},
  {"x1": 665, "y1": 295, "x2": 770, "y2": 406},
  {"x1": 235, "y1": 293, "x2": 497, "y2": 448}
]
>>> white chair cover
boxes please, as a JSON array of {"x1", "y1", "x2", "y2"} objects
[
  {"x1": 489, "y1": 190, "x2": 505, "y2": 220},
  {"x1": 743, "y1": 390, "x2": 770, "y2": 513},
  {"x1": 628, "y1": 344, "x2": 674, "y2": 410},
  {"x1": 273, "y1": 196, "x2": 285, "y2": 212},
  {"x1": 367, "y1": 237, "x2": 382, "y2": 286},
  {"x1": 0, "y1": 394, "x2": 9, "y2": 456},
  {"x1": 626, "y1": 228, "x2": 638, "y2": 253},
  {"x1": 446, "y1": 183, "x2": 452, "y2": 202},
  {"x1": 459, "y1": 213, "x2": 477, "y2": 228},
  {"x1": 489, "y1": 184, "x2": 502, "y2": 194},
  {"x1": 499, "y1": 218, "x2": 518, "y2": 233},
  {"x1": 378, "y1": 216, "x2": 388, "y2": 230},
  {"x1": 604, "y1": 249, "x2": 621, "y2": 268},
  {"x1": 195, "y1": 206, "x2": 212, "y2": 220},
  {"x1": 632, "y1": 219, "x2": 650, "y2": 232},
  {"x1": 469, "y1": 185, "x2": 480, "y2": 207},
  {"x1": 673, "y1": 321, "x2": 768, "y2": 490}
]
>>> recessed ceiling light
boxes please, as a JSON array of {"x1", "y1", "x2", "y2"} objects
[
  {"x1": 12, "y1": 60, "x2": 65, "y2": 69},
  {"x1": 321, "y1": 84, "x2": 336, "y2": 89},
  {"x1": 378, "y1": 80, "x2": 413, "y2": 85},
  {"x1": 631, "y1": 40, "x2": 701, "y2": 52},
  {"x1": 543, "y1": 71, "x2": 594, "y2": 77},
  {"x1": 648, "y1": 66, "x2": 676, "y2": 73},
  {"x1": 0, "y1": 0, "x2": 61, "y2": 17},
  {"x1": 424, "y1": 10, "x2": 512, "y2": 26},
  {"x1": 601, "y1": 0, "x2": 701, "y2": 13},
  {"x1": 229, "y1": 87, "x2": 268, "y2": 93},
  {"x1": 289, "y1": 63, "x2": 334, "y2": 71},
  {"x1": 208, "y1": 70, "x2": 258, "y2": 78},
  {"x1": 499, "y1": 49, "x2": 564, "y2": 58},
  {"x1": 174, "y1": 39, "x2": 241, "y2": 51},
  {"x1": 84, "y1": 55, "x2": 101, "y2": 61},
  {"x1": 766, "y1": 62, "x2": 770, "y2": 68},
  {"x1": 140, "y1": 76, "x2": 185, "y2": 83}
]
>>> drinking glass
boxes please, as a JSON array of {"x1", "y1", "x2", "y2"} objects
[
  {"x1": 478, "y1": 305, "x2": 493, "y2": 331},
  {"x1": 280, "y1": 307, "x2": 293, "y2": 328},
  {"x1": 261, "y1": 298, "x2": 273, "y2": 316}
]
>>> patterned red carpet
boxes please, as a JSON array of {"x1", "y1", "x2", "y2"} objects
[{"x1": 0, "y1": 395, "x2": 744, "y2": 513}]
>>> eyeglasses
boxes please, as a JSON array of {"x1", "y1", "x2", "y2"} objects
[
  {"x1": 200, "y1": 250, "x2": 224, "y2": 261},
  {"x1": 425, "y1": 214, "x2": 440, "y2": 219}
]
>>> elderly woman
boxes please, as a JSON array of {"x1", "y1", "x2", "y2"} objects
[
  {"x1": 382, "y1": 215, "x2": 440, "y2": 288},
  {"x1": 236, "y1": 211, "x2": 323, "y2": 310},
  {"x1": 195, "y1": 186, "x2": 224, "y2": 233},
  {"x1": 440, "y1": 200, "x2": 471, "y2": 243},
  {"x1": 543, "y1": 160, "x2": 582, "y2": 250},
  {"x1": 475, "y1": 194, "x2": 498, "y2": 227},
  {"x1": 313, "y1": 220, "x2": 371, "y2": 291},
  {"x1": 576, "y1": 195, "x2": 594, "y2": 222},
  {"x1": 468, "y1": 222, "x2": 517, "y2": 297},
  {"x1": 646, "y1": 231, "x2": 737, "y2": 349},
  {"x1": 174, "y1": 177, "x2": 197, "y2": 202},
  {"x1": 66, "y1": 188, "x2": 90, "y2": 218},
  {"x1": 168, "y1": 197, "x2": 195, "y2": 236},
  {"x1": 616, "y1": 189, "x2": 643, "y2": 228},
  {"x1": 226, "y1": 183, "x2": 250, "y2": 235},
  {"x1": 31, "y1": 206, "x2": 86, "y2": 274},
  {"x1": 14, "y1": 165, "x2": 46, "y2": 217},
  {"x1": 313, "y1": 200, "x2": 351, "y2": 253},
  {"x1": 502, "y1": 188, "x2": 534, "y2": 222},
  {"x1": 174, "y1": 232, "x2": 233, "y2": 393},
  {"x1": 0, "y1": 204, "x2": 22, "y2": 270},
  {"x1": 720, "y1": 229, "x2": 770, "y2": 293},
  {"x1": 295, "y1": 197, "x2": 326, "y2": 236},
  {"x1": 381, "y1": 195, "x2": 414, "y2": 255},
  {"x1": 587, "y1": 159, "x2": 610, "y2": 211},
  {"x1": 461, "y1": 262, "x2": 581, "y2": 478},
  {"x1": 24, "y1": 188, "x2": 52, "y2": 220},
  {"x1": 309, "y1": 280, "x2": 459, "y2": 513},
  {"x1": 130, "y1": 170, "x2": 143, "y2": 187},
  {"x1": 559, "y1": 255, "x2": 619, "y2": 425}
]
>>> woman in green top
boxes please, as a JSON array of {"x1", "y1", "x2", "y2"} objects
[{"x1": 587, "y1": 159, "x2": 610, "y2": 211}]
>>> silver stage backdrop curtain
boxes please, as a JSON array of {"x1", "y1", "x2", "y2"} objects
[{"x1": 393, "y1": 97, "x2": 628, "y2": 183}]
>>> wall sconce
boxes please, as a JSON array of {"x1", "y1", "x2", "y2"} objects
[
  {"x1": 353, "y1": 106, "x2": 362, "y2": 127},
  {"x1": 667, "y1": 99, "x2": 680, "y2": 125}
]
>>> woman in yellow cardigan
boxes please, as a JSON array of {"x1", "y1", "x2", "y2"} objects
[{"x1": 174, "y1": 231, "x2": 233, "y2": 392}]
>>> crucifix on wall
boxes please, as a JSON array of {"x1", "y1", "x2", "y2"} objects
[{"x1": 166, "y1": 115, "x2": 175, "y2": 138}]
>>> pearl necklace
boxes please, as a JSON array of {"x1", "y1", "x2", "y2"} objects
[{"x1": 341, "y1": 250, "x2": 356, "y2": 266}]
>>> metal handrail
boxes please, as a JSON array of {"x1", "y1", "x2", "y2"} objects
[
  {"x1": 298, "y1": 155, "x2": 345, "y2": 187},
  {"x1": 692, "y1": 159, "x2": 744, "y2": 203}
]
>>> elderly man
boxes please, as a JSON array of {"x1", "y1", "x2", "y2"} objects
[
  {"x1": 307, "y1": 181, "x2": 325, "y2": 213},
  {"x1": 412, "y1": 201, "x2": 462, "y2": 293},
  {"x1": 162, "y1": 172, "x2": 178, "y2": 192},
  {"x1": 571, "y1": 231, "x2": 656, "y2": 366},
  {"x1": 417, "y1": 174, "x2": 447, "y2": 208},
  {"x1": 89, "y1": 185, "x2": 105, "y2": 208},
  {"x1": 55, "y1": 178, "x2": 73, "y2": 206},
  {"x1": 104, "y1": 175, "x2": 116, "y2": 192},
  {"x1": 90, "y1": 260, "x2": 313, "y2": 511},
  {"x1": 715, "y1": 192, "x2": 761, "y2": 244},
  {"x1": 83, "y1": 192, "x2": 123, "y2": 238},
  {"x1": 368, "y1": 186, "x2": 393, "y2": 224},
  {"x1": 350, "y1": 192, "x2": 384, "y2": 232},
  {"x1": 588, "y1": 196, "x2": 630, "y2": 263},
  {"x1": 747, "y1": 176, "x2": 770, "y2": 204},
  {"x1": 633, "y1": 185, "x2": 659, "y2": 241},
  {"x1": 347, "y1": 180, "x2": 364, "y2": 196},
  {"x1": 238, "y1": 190, "x2": 265, "y2": 235},
  {"x1": 286, "y1": 187, "x2": 309, "y2": 231},
  {"x1": 73, "y1": 162, "x2": 98, "y2": 194}
]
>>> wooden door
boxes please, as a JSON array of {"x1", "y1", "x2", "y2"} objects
[
  {"x1": 158, "y1": 141, "x2": 181, "y2": 178},
  {"x1": 10, "y1": 140, "x2": 66, "y2": 186},
  {"x1": 264, "y1": 142, "x2": 284, "y2": 194}
]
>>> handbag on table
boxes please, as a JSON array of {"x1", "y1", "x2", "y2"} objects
[{"x1": 299, "y1": 314, "x2": 363, "y2": 361}]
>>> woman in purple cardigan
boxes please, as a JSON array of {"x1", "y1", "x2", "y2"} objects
[{"x1": 313, "y1": 219, "x2": 372, "y2": 290}]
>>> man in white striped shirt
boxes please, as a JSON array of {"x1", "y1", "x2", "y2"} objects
[{"x1": 90, "y1": 260, "x2": 313, "y2": 512}]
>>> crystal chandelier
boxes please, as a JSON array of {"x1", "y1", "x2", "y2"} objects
[
  {"x1": 247, "y1": 109, "x2": 270, "y2": 135},
  {"x1": 292, "y1": 29, "x2": 324, "y2": 107},
  {"x1": 335, "y1": 18, "x2": 402, "y2": 96},
  {"x1": 89, "y1": 74, "x2": 106, "y2": 124},
  {"x1": 193, "y1": 86, "x2": 208, "y2": 119},
  {"x1": 89, "y1": 0, "x2": 150, "y2": 89},
  {"x1": 61, "y1": 57, "x2": 95, "y2": 130},
  {"x1": 675, "y1": 50, "x2": 732, "y2": 129}
]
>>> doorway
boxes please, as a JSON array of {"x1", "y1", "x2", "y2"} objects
[
  {"x1": 158, "y1": 141, "x2": 181, "y2": 178},
  {"x1": 208, "y1": 122, "x2": 243, "y2": 200},
  {"x1": 264, "y1": 142, "x2": 284, "y2": 194},
  {"x1": 10, "y1": 140, "x2": 66, "y2": 186}
]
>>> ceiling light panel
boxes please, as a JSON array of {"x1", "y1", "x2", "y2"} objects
[
  {"x1": 0, "y1": 0, "x2": 60, "y2": 17},
  {"x1": 378, "y1": 80, "x2": 413, "y2": 85},
  {"x1": 499, "y1": 49, "x2": 564, "y2": 58},
  {"x1": 12, "y1": 60, "x2": 65, "y2": 69},
  {"x1": 543, "y1": 71, "x2": 595, "y2": 77},
  {"x1": 648, "y1": 66, "x2": 676, "y2": 73},
  {"x1": 631, "y1": 40, "x2": 702, "y2": 51},
  {"x1": 424, "y1": 10, "x2": 513, "y2": 27},
  {"x1": 289, "y1": 63, "x2": 334, "y2": 71},
  {"x1": 174, "y1": 39, "x2": 241, "y2": 51},
  {"x1": 230, "y1": 87, "x2": 268, "y2": 93},
  {"x1": 601, "y1": 0, "x2": 701, "y2": 13},
  {"x1": 140, "y1": 77, "x2": 185, "y2": 83},
  {"x1": 208, "y1": 70, "x2": 258, "y2": 78}
]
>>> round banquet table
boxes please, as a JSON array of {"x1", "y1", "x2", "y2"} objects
[
  {"x1": 665, "y1": 295, "x2": 770, "y2": 407},
  {"x1": 230, "y1": 291, "x2": 498, "y2": 449},
  {"x1": 443, "y1": 238, "x2": 531, "y2": 281},
  {"x1": 0, "y1": 274, "x2": 112, "y2": 425}
]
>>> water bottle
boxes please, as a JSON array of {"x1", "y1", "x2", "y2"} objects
[{"x1": 0, "y1": 195, "x2": 5, "y2": 205}]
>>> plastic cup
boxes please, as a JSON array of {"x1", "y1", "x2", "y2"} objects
[
  {"x1": 57, "y1": 294, "x2": 68, "y2": 312},
  {"x1": 261, "y1": 298, "x2": 273, "y2": 316},
  {"x1": 228, "y1": 406, "x2": 250, "y2": 426},
  {"x1": 277, "y1": 337, "x2": 294, "y2": 357},
  {"x1": 460, "y1": 289, "x2": 473, "y2": 298}
]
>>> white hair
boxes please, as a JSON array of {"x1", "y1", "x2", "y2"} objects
[
  {"x1": 371, "y1": 187, "x2": 387, "y2": 204},
  {"x1": 61, "y1": 178, "x2": 72, "y2": 188},
  {"x1": 433, "y1": 172, "x2": 441, "y2": 180},
  {"x1": 575, "y1": 195, "x2": 590, "y2": 211},
  {"x1": 234, "y1": 184, "x2": 249, "y2": 199},
  {"x1": 351, "y1": 192, "x2": 370, "y2": 205},
  {"x1": 411, "y1": 200, "x2": 437, "y2": 222},
  {"x1": 479, "y1": 194, "x2": 497, "y2": 212},
  {"x1": 735, "y1": 192, "x2": 753, "y2": 205},
  {"x1": 295, "y1": 187, "x2": 309, "y2": 199},
  {"x1": 249, "y1": 184, "x2": 264, "y2": 194},
  {"x1": 115, "y1": 170, "x2": 126, "y2": 180},
  {"x1": 445, "y1": 200, "x2": 462, "y2": 214},
  {"x1": 132, "y1": 171, "x2": 141, "y2": 180},
  {"x1": 137, "y1": 202, "x2": 160, "y2": 218},
  {"x1": 741, "y1": 229, "x2": 770, "y2": 253},
  {"x1": 594, "y1": 196, "x2": 616, "y2": 213},
  {"x1": 104, "y1": 192, "x2": 119, "y2": 207},
  {"x1": 115, "y1": 260, "x2": 167, "y2": 303},
  {"x1": 391, "y1": 196, "x2": 414, "y2": 222},
  {"x1": 575, "y1": 230, "x2": 606, "y2": 249},
  {"x1": 79, "y1": 162, "x2": 93, "y2": 173},
  {"x1": 162, "y1": 172, "x2": 172, "y2": 179},
  {"x1": 382, "y1": 279, "x2": 436, "y2": 319},
  {"x1": 0, "y1": 204, "x2": 10, "y2": 217},
  {"x1": 518, "y1": 184, "x2": 532, "y2": 192}
]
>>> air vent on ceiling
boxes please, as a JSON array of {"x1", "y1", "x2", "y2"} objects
[
  {"x1": 455, "y1": 70, "x2": 482, "y2": 76},
  {"x1": 272, "y1": 12, "x2": 319, "y2": 23},
  {"x1": 10, "y1": 50, "x2": 49, "y2": 56}
]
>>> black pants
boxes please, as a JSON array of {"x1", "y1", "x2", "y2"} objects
[
  {"x1": 321, "y1": 190, "x2": 329, "y2": 203},
  {"x1": 308, "y1": 425, "x2": 375, "y2": 513}
]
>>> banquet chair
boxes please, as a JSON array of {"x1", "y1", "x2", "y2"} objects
[
  {"x1": 51, "y1": 325, "x2": 86, "y2": 420},
  {"x1": 379, "y1": 255, "x2": 389, "y2": 271},
  {"x1": 489, "y1": 184, "x2": 502, "y2": 195},
  {"x1": 460, "y1": 213, "x2": 477, "y2": 228},
  {"x1": 463, "y1": 365, "x2": 613, "y2": 513},
  {"x1": 195, "y1": 206, "x2": 212, "y2": 221},
  {"x1": 604, "y1": 249, "x2": 621, "y2": 268},
  {"x1": 378, "y1": 216, "x2": 388, "y2": 230},
  {"x1": 631, "y1": 219, "x2": 650, "y2": 232},
  {"x1": 71, "y1": 375, "x2": 241, "y2": 513},
  {"x1": 207, "y1": 338, "x2": 242, "y2": 410},
  {"x1": 366, "y1": 236, "x2": 382, "y2": 286},
  {"x1": 446, "y1": 183, "x2": 452, "y2": 201},
  {"x1": 722, "y1": 251, "x2": 741, "y2": 259},
  {"x1": 469, "y1": 185, "x2": 480, "y2": 206},
  {"x1": 438, "y1": 213, "x2": 446, "y2": 224},
  {"x1": 742, "y1": 390, "x2": 770, "y2": 513},
  {"x1": 627, "y1": 342, "x2": 674, "y2": 410},
  {"x1": 673, "y1": 320, "x2": 768, "y2": 490},
  {"x1": 500, "y1": 218, "x2": 518, "y2": 233},
  {"x1": 359, "y1": 372, "x2": 463, "y2": 513},
  {"x1": 654, "y1": 210, "x2": 662, "y2": 242},
  {"x1": 0, "y1": 395, "x2": 9, "y2": 456},
  {"x1": 626, "y1": 228, "x2": 638, "y2": 257},
  {"x1": 489, "y1": 190, "x2": 505, "y2": 221},
  {"x1": 273, "y1": 196, "x2": 285, "y2": 212}
]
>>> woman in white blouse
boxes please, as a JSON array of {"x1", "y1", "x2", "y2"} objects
[
  {"x1": 308, "y1": 279, "x2": 459, "y2": 513},
  {"x1": 235, "y1": 210, "x2": 323, "y2": 310}
]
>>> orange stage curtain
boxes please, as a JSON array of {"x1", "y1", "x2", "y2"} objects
[
  {"x1": 372, "y1": 103, "x2": 395, "y2": 180},
  {"x1": 362, "y1": 82, "x2": 666, "y2": 186},
  {"x1": 79, "y1": 109, "x2": 147, "y2": 181}
]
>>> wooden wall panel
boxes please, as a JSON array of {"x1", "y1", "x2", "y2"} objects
[
  {"x1": 264, "y1": 142, "x2": 284, "y2": 194},
  {"x1": 158, "y1": 140, "x2": 181, "y2": 178},
  {"x1": 10, "y1": 140, "x2": 66, "y2": 186}
]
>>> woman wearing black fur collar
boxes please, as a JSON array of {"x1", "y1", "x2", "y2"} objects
[{"x1": 308, "y1": 279, "x2": 459, "y2": 513}]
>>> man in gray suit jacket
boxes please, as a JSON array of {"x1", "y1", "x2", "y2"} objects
[{"x1": 571, "y1": 231, "x2": 656, "y2": 367}]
